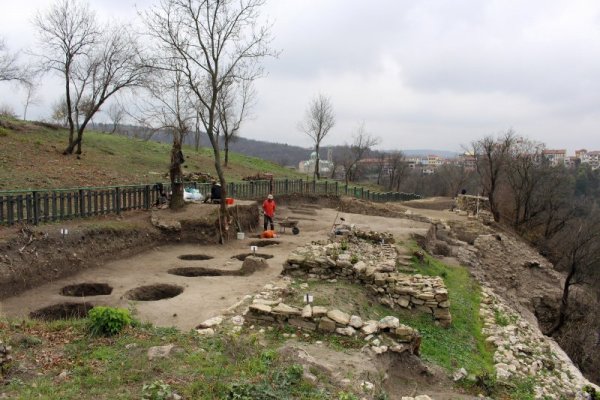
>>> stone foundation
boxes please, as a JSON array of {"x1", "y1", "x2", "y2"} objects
[
  {"x1": 282, "y1": 231, "x2": 452, "y2": 327},
  {"x1": 246, "y1": 301, "x2": 421, "y2": 356}
]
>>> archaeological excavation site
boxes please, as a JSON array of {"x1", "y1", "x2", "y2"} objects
[{"x1": 1, "y1": 196, "x2": 599, "y2": 400}]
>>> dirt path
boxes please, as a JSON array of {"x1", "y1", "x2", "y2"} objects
[{"x1": 1, "y1": 205, "x2": 429, "y2": 330}]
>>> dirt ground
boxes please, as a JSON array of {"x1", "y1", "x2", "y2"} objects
[{"x1": 0, "y1": 203, "x2": 430, "y2": 330}]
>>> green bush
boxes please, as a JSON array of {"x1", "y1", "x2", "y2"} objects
[
  {"x1": 88, "y1": 306, "x2": 132, "y2": 336},
  {"x1": 142, "y1": 380, "x2": 174, "y2": 400}
]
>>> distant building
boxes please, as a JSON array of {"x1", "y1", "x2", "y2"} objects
[
  {"x1": 542, "y1": 149, "x2": 566, "y2": 167},
  {"x1": 298, "y1": 151, "x2": 334, "y2": 175}
]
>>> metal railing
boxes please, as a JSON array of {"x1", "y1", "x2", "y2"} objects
[{"x1": 0, "y1": 179, "x2": 420, "y2": 226}]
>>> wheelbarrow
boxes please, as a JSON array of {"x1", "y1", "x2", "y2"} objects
[{"x1": 276, "y1": 218, "x2": 300, "y2": 235}]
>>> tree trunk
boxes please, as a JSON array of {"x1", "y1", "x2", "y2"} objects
[
  {"x1": 547, "y1": 265, "x2": 575, "y2": 336},
  {"x1": 224, "y1": 136, "x2": 230, "y2": 167},
  {"x1": 169, "y1": 134, "x2": 185, "y2": 210},
  {"x1": 314, "y1": 144, "x2": 320, "y2": 180},
  {"x1": 63, "y1": 68, "x2": 76, "y2": 155}
]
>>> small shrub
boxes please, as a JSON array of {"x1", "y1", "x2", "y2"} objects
[
  {"x1": 494, "y1": 309, "x2": 510, "y2": 327},
  {"x1": 338, "y1": 392, "x2": 359, "y2": 400},
  {"x1": 142, "y1": 380, "x2": 174, "y2": 400},
  {"x1": 350, "y1": 254, "x2": 359, "y2": 264},
  {"x1": 340, "y1": 240, "x2": 348, "y2": 251},
  {"x1": 88, "y1": 306, "x2": 132, "y2": 336},
  {"x1": 584, "y1": 385, "x2": 600, "y2": 400}
]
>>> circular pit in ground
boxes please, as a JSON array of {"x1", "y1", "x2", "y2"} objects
[
  {"x1": 232, "y1": 253, "x2": 274, "y2": 261},
  {"x1": 61, "y1": 283, "x2": 113, "y2": 297},
  {"x1": 125, "y1": 284, "x2": 184, "y2": 301},
  {"x1": 248, "y1": 240, "x2": 281, "y2": 247},
  {"x1": 168, "y1": 267, "x2": 224, "y2": 277},
  {"x1": 178, "y1": 254, "x2": 214, "y2": 261},
  {"x1": 30, "y1": 302, "x2": 94, "y2": 321}
]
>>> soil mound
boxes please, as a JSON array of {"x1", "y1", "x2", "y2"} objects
[{"x1": 232, "y1": 253, "x2": 273, "y2": 261}]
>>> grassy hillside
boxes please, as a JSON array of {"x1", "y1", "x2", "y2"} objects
[{"x1": 0, "y1": 117, "x2": 303, "y2": 191}]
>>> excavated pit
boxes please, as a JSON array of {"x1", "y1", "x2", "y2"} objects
[
  {"x1": 60, "y1": 283, "x2": 113, "y2": 297},
  {"x1": 168, "y1": 267, "x2": 225, "y2": 277},
  {"x1": 125, "y1": 284, "x2": 184, "y2": 301},
  {"x1": 29, "y1": 302, "x2": 94, "y2": 321},
  {"x1": 248, "y1": 240, "x2": 281, "y2": 247},
  {"x1": 178, "y1": 254, "x2": 214, "y2": 261},
  {"x1": 232, "y1": 253, "x2": 274, "y2": 261}
]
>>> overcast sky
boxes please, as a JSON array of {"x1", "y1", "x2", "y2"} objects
[{"x1": 1, "y1": 0, "x2": 600, "y2": 153}]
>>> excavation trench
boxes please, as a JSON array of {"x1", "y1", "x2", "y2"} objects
[
  {"x1": 125, "y1": 284, "x2": 184, "y2": 301},
  {"x1": 30, "y1": 302, "x2": 94, "y2": 321},
  {"x1": 178, "y1": 254, "x2": 214, "y2": 261},
  {"x1": 61, "y1": 283, "x2": 113, "y2": 297}
]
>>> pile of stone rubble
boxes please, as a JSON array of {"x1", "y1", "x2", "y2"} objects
[{"x1": 479, "y1": 287, "x2": 598, "y2": 399}]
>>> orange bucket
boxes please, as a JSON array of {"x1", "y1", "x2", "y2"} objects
[{"x1": 225, "y1": 197, "x2": 234, "y2": 205}]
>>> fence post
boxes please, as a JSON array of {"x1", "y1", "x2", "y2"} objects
[
  {"x1": 144, "y1": 185, "x2": 151, "y2": 209},
  {"x1": 335, "y1": 181, "x2": 338, "y2": 196},
  {"x1": 6, "y1": 195, "x2": 14, "y2": 226},
  {"x1": 312, "y1": 180, "x2": 316, "y2": 194},
  {"x1": 115, "y1": 187, "x2": 121, "y2": 215},
  {"x1": 32, "y1": 191, "x2": 39, "y2": 225},
  {"x1": 285, "y1": 179, "x2": 289, "y2": 195}
]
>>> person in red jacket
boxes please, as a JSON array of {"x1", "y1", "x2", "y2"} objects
[{"x1": 262, "y1": 194, "x2": 276, "y2": 231}]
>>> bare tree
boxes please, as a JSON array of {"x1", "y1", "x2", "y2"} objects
[
  {"x1": 131, "y1": 66, "x2": 194, "y2": 210},
  {"x1": 546, "y1": 209, "x2": 600, "y2": 336},
  {"x1": 387, "y1": 151, "x2": 409, "y2": 191},
  {"x1": 375, "y1": 152, "x2": 387, "y2": 186},
  {"x1": 34, "y1": 0, "x2": 147, "y2": 155},
  {"x1": 143, "y1": 0, "x2": 276, "y2": 225},
  {"x1": 339, "y1": 123, "x2": 379, "y2": 184},
  {"x1": 298, "y1": 93, "x2": 335, "y2": 180},
  {"x1": 106, "y1": 102, "x2": 125, "y2": 134},
  {"x1": 0, "y1": 37, "x2": 29, "y2": 83},
  {"x1": 217, "y1": 78, "x2": 255, "y2": 167},
  {"x1": 505, "y1": 139, "x2": 545, "y2": 228},
  {"x1": 435, "y1": 164, "x2": 471, "y2": 197},
  {"x1": 22, "y1": 80, "x2": 41, "y2": 120},
  {"x1": 471, "y1": 130, "x2": 516, "y2": 222}
]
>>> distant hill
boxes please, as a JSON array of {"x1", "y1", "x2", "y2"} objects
[{"x1": 91, "y1": 123, "x2": 460, "y2": 166}]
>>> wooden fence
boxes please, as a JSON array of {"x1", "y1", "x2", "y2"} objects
[{"x1": 0, "y1": 179, "x2": 420, "y2": 226}]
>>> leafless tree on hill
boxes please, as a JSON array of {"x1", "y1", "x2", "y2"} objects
[
  {"x1": 106, "y1": 102, "x2": 126, "y2": 134},
  {"x1": 339, "y1": 123, "x2": 380, "y2": 184},
  {"x1": 217, "y1": 78, "x2": 255, "y2": 167},
  {"x1": 34, "y1": 0, "x2": 147, "y2": 155},
  {"x1": 546, "y1": 209, "x2": 600, "y2": 336},
  {"x1": 129, "y1": 64, "x2": 195, "y2": 210},
  {"x1": 0, "y1": 37, "x2": 30, "y2": 84},
  {"x1": 21, "y1": 80, "x2": 41, "y2": 121},
  {"x1": 386, "y1": 151, "x2": 409, "y2": 191},
  {"x1": 143, "y1": 0, "x2": 276, "y2": 225},
  {"x1": 298, "y1": 93, "x2": 335, "y2": 180},
  {"x1": 471, "y1": 130, "x2": 516, "y2": 222}
]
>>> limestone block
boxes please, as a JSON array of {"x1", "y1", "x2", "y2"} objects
[
  {"x1": 289, "y1": 317, "x2": 317, "y2": 331},
  {"x1": 396, "y1": 296, "x2": 410, "y2": 308},
  {"x1": 378, "y1": 316, "x2": 400, "y2": 330},
  {"x1": 335, "y1": 326, "x2": 356, "y2": 336},
  {"x1": 327, "y1": 309, "x2": 350, "y2": 325},
  {"x1": 272, "y1": 303, "x2": 302, "y2": 316},
  {"x1": 361, "y1": 321, "x2": 379, "y2": 335},
  {"x1": 312, "y1": 306, "x2": 328, "y2": 317},
  {"x1": 301, "y1": 304, "x2": 312, "y2": 318},
  {"x1": 349, "y1": 315, "x2": 363, "y2": 329},
  {"x1": 249, "y1": 304, "x2": 272, "y2": 314},
  {"x1": 318, "y1": 317, "x2": 336, "y2": 332}
]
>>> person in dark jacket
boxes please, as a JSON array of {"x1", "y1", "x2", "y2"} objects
[
  {"x1": 262, "y1": 194, "x2": 276, "y2": 231},
  {"x1": 204, "y1": 180, "x2": 222, "y2": 203}
]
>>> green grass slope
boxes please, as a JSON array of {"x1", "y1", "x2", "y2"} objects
[{"x1": 0, "y1": 116, "x2": 303, "y2": 191}]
